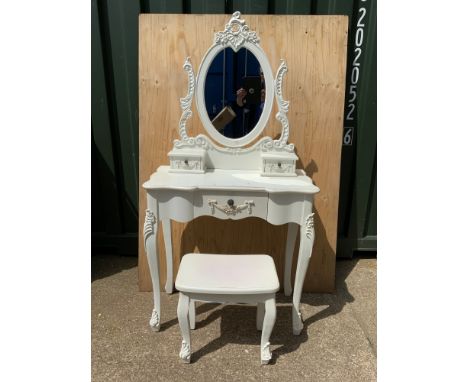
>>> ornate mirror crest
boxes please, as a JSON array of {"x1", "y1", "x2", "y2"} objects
[{"x1": 169, "y1": 12, "x2": 297, "y2": 176}]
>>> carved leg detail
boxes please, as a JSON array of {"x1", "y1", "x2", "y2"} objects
[
  {"x1": 189, "y1": 299, "x2": 196, "y2": 330},
  {"x1": 144, "y1": 208, "x2": 161, "y2": 332},
  {"x1": 149, "y1": 308, "x2": 160, "y2": 331},
  {"x1": 162, "y1": 219, "x2": 174, "y2": 294},
  {"x1": 257, "y1": 302, "x2": 265, "y2": 331},
  {"x1": 261, "y1": 297, "x2": 276, "y2": 365},
  {"x1": 177, "y1": 293, "x2": 191, "y2": 363},
  {"x1": 284, "y1": 223, "x2": 298, "y2": 296},
  {"x1": 292, "y1": 213, "x2": 315, "y2": 335}
]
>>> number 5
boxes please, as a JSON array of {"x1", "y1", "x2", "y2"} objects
[{"x1": 349, "y1": 85, "x2": 357, "y2": 102}]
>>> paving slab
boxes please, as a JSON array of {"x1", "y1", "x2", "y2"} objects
[{"x1": 92, "y1": 255, "x2": 376, "y2": 382}]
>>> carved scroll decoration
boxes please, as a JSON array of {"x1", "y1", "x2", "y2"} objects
[
  {"x1": 305, "y1": 213, "x2": 315, "y2": 239},
  {"x1": 260, "y1": 59, "x2": 295, "y2": 153},
  {"x1": 261, "y1": 342, "x2": 272, "y2": 363},
  {"x1": 208, "y1": 200, "x2": 254, "y2": 216},
  {"x1": 172, "y1": 13, "x2": 295, "y2": 156},
  {"x1": 149, "y1": 308, "x2": 160, "y2": 331},
  {"x1": 179, "y1": 340, "x2": 191, "y2": 362},
  {"x1": 174, "y1": 57, "x2": 201, "y2": 148},
  {"x1": 143, "y1": 209, "x2": 156, "y2": 251},
  {"x1": 214, "y1": 11, "x2": 260, "y2": 52}
]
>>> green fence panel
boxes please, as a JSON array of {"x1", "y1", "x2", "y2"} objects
[
  {"x1": 229, "y1": 0, "x2": 269, "y2": 14},
  {"x1": 187, "y1": 0, "x2": 226, "y2": 13},
  {"x1": 336, "y1": 0, "x2": 377, "y2": 256},
  {"x1": 271, "y1": 0, "x2": 312, "y2": 14},
  {"x1": 91, "y1": 0, "x2": 122, "y2": 234},
  {"x1": 102, "y1": 0, "x2": 140, "y2": 233},
  {"x1": 143, "y1": 0, "x2": 184, "y2": 13}
]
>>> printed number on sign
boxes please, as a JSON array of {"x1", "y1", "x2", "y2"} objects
[{"x1": 343, "y1": 128, "x2": 354, "y2": 146}]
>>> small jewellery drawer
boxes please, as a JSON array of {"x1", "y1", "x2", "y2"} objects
[
  {"x1": 170, "y1": 156, "x2": 203, "y2": 171},
  {"x1": 194, "y1": 190, "x2": 268, "y2": 220},
  {"x1": 168, "y1": 148, "x2": 206, "y2": 174},
  {"x1": 261, "y1": 152, "x2": 298, "y2": 177}
]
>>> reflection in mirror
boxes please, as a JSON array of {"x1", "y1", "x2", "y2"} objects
[{"x1": 204, "y1": 48, "x2": 265, "y2": 139}]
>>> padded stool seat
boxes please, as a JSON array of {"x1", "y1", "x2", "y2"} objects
[
  {"x1": 175, "y1": 253, "x2": 279, "y2": 294},
  {"x1": 175, "y1": 253, "x2": 279, "y2": 364}
]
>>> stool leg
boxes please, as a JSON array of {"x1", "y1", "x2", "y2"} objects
[
  {"x1": 189, "y1": 299, "x2": 196, "y2": 330},
  {"x1": 177, "y1": 293, "x2": 191, "y2": 363},
  {"x1": 261, "y1": 297, "x2": 276, "y2": 365},
  {"x1": 256, "y1": 302, "x2": 265, "y2": 331}
]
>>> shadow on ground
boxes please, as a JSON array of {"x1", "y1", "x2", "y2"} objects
[
  {"x1": 91, "y1": 254, "x2": 137, "y2": 282},
  {"x1": 163, "y1": 258, "x2": 358, "y2": 363},
  {"x1": 92, "y1": 253, "x2": 368, "y2": 363}
]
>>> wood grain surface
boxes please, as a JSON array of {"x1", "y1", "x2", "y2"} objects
[{"x1": 139, "y1": 14, "x2": 348, "y2": 293}]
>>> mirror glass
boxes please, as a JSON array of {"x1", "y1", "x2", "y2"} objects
[{"x1": 204, "y1": 47, "x2": 266, "y2": 139}]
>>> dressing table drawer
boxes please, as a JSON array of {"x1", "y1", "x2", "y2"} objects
[
  {"x1": 194, "y1": 191, "x2": 268, "y2": 220},
  {"x1": 168, "y1": 148, "x2": 206, "y2": 174},
  {"x1": 261, "y1": 152, "x2": 298, "y2": 177}
]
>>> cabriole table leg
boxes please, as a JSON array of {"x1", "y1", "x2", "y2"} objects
[
  {"x1": 284, "y1": 222, "x2": 298, "y2": 296},
  {"x1": 292, "y1": 213, "x2": 315, "y2": 335},
  {"x1": 162, "y1": 219, "x2": 174, "y2": 294},
  {"x1": 144, "y1": 206, "x2": 161, "y2": 332}
]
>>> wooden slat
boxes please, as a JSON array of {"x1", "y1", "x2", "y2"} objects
[{"x1": 139, "y1": 14, "x2": 348, "y2": 292}]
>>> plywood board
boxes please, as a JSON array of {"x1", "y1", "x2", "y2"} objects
[{"x1": 139, "y1": 14, "x2": 348, "y2": 293}]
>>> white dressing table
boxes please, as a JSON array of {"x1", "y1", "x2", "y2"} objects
[{"x1": 142, "y1": 12, "x2": 320, "y2": 336}]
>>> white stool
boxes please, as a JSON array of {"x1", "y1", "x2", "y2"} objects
[{"x1": 175, "y1": 253, "x2": 279, "y2": 364}]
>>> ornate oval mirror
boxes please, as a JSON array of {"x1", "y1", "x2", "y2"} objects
[
  {"x1": 204, "y1": 47, "x2": 267, "y2": 140},
  {"x1": 195, "y1": 12, "x2": 274, "y2": 148}
]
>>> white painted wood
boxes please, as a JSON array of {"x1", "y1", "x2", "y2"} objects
[
  {"x1": 189, "y1": 299, "x2": 196, "y2": 330},
  {"x1": 144, "y1": 171, "x2": 318, "y2": 334},
  {"x1": 151, "y1": 189, "x2": 194, "y2": 223},
  {"x1": 194, "y1": 190, "x2": 267, "y2": 220},
  {"x1": 176, "y1": 254, "x2": 279, "y2": 294},
  {"x1": 175, "y1": 253, "x2": 278, "y2": 364},
  {"x1": 162, "y1": 219, "x2": 173, "y2": 293},
  {"x1": 284, "y1": 223, "x2": 299, "y2": 296},
  {"x1": 142, "y1": 12, "x2": 321, "y2": 340},
  {"x1": 170, "y1": 134, "x2": 296, "y2": 172},
  {"x1": 194, "y1": 13, "x2": 274, "y2": 148},
  {"x1": 143, "y1": 166, "x2": 319, "y2": 194},
  {"x1": 261, "y1": 152, "x2": 298, "y2": 177},
  {"x1": 256, "y1": 302, "x2": 265, "y2": 331},
  {"x1": 292, "y1": 202, "x2": 315, "y2": 335},
  {"x1": 144, "y1": 195, "x2": 161, "y2": 331},
  {"x1": 261, "y1": 298, "x2": 276, "y2": 364},
  {"x1": 267, "y1": 193, "x2": 305, "y2": 226},
  {"x1": 168, "y1": 148, "x2": 206, "y2": 174},
  {"x1": 177, "y1": 293, "x2": 191, "y2": 363},
  {"x1": 168, "y1": 13, "x2": 297, "y2": 175}
]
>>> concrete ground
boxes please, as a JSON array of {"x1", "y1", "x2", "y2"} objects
[{"x1": 92, "y1": 254, "x2": 376, "y2": 382}]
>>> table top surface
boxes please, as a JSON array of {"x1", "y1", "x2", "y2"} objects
[
  {"x1": 175, "y1": 253, "x2": 280, "y2": 294},
  {"x1": 143, "y1": 166, "x2": 320, "y2": 194}
]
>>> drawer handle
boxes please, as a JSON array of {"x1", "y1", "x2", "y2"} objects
[
  {"x1": 208, "y1": 199, "x2": 254, "y2": 216},
  {"x1": 176, "y1": 159, "x2": 199, "y2": 170}
]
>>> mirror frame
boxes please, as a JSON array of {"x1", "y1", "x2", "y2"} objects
[{"x1": 195, "y1": 12, "x2": 274, "y2": 148}]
